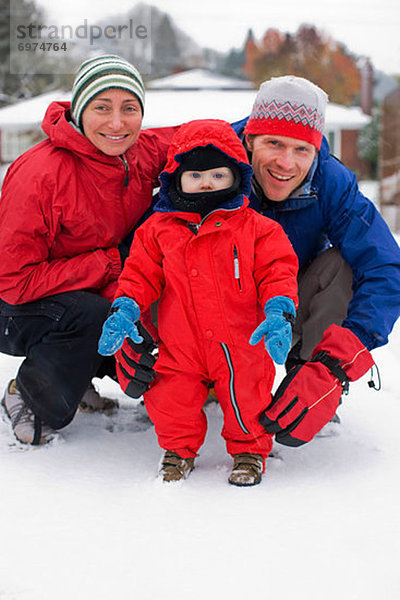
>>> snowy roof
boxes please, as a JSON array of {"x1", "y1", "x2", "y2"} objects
[
  {"x1": 147, "y1": 69, "x2": 254, "y2": 90},
  {"x1": 0, "y1": 90, "x2": 70, "y2": 131},
  {"x1": 0, "y1": 88, "x2": 370, "y2": 131},
  {"x1": 326, "y1": 103, "x2": 371, "y2": 129},
  {"x1": 143, "y1": 90, "x2": 256, "y2": 127}
]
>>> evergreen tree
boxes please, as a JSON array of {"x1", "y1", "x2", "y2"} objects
[
  {"x1": 358, "y1": 107, "x2": 380, "y2": 178},
  {"x1": 152, "y1": 14, "x2": 181, "y2": 75}
]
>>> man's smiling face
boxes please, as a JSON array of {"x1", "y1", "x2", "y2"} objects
[{"x1": 246, "y1": 134, "x2": 316, "y2": 201}]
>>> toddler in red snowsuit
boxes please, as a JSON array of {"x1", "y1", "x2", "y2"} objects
[{"x1": 99, "y1": 119, "x2": 298, "y2": 486}]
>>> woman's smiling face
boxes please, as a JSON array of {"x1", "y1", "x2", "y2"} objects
[{"x1": 81, "y1": 88, "x2": 143, "y2": 156}]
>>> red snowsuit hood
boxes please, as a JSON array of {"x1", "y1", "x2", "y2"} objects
[
  {"x1": 163, "y1": 119, "x2": 251, "y2": 172},
  {"x1": 157, "y1": 119, "x2": 253, "y2": 210}
]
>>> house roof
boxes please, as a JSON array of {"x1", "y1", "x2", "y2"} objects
[
  {"x1": 0, "y1": 90, "x2": 71, "y2": 131},
  {"x1": 147, "y1": 68, "x2": 254, "y2": 90},
  {"x1": 144, "y1": 89, "x2": 257, "y2": 127},
  {"x1": 326, "y1": 103, "x2": 371, "y2": 129}
]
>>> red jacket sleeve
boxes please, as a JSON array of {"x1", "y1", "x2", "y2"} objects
[
  {"x1": 115, "y1": 217, "x2": 165, "y2": 311},
  {"x1": 0, "y1": 161, "x2": 121, "y2": 305},
  {"x1": 253, "y1": 217, "x2": 299, "y2": 309}
]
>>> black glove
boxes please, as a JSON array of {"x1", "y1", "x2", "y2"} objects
[{"x1": 115, "y1": 321, "x2": 158, "y2": 398}]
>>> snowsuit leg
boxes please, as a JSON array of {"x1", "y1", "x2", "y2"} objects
[
  {"x1": 209, "y1": 342, "x2": 274, "y2": 459},
  {"x1": 0, "y1": 291, "x2": 111, "y2": 429},
  {"x1": 293, "y1": 247, "x2": 353, "y2": 361},
  {"x1": 145, "y1": 340, "x2": 274, "y2": 460},
  {"x1": 144, "y1": 343, "x2": 210, "y2": 458}
]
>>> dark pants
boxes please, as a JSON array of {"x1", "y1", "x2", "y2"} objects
[
  {"x1": 293, "y1": 247, "x2": 353, "y2": 361},
  {"x1": 0, "y1": 291, "x2": 115, "y2": 429}
]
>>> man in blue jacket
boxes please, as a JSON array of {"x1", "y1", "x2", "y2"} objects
[
  {"x1": 229, "y1": 75, "x2": 400, "y2": 446},
  {"x1": 119, "y1": 75, "x2": 400, "y2": 447}
]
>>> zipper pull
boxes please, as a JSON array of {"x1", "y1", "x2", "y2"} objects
[
  {"x1": 120, "y1": 155, "x2": 129, "y2": 187},
  {"x1": 233, "y1": 246, "x2": 242, "y2": 290},
  {"x1": 188, "y1": 223, "x2": 199, "y2": 235}
]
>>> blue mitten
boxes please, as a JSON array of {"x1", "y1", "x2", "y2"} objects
[
  {"x1": 249, "y1": 296, "x2": 296, "y2": 364},
  {"x1": 98, "y1": 297, "x2": 143, "y2": 356}
]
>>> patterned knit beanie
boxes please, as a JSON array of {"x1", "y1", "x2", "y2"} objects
[
  {"x1": 244, "y1": 75, "x2": 328, "y2": 150},
  {"x1": 71, "y1": 54, "x2": 145, "y2": 129}
]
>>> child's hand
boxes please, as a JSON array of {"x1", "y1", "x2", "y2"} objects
[
  {"x1": 98, "y1": 297, "x2": 143, "y2": 356},
  {"x1": 249, "y1": 296, "x2": 296, "y2": 365}
]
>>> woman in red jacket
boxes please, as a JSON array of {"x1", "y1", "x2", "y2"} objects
[
  {"x1": 98, "y1": 119, "x2": 299, "y2": 486},
  {"x1": 0, "y1": 55, "x2": 176, "y2": 445}
]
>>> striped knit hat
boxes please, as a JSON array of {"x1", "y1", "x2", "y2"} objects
[
  {"x1": 71, "y1": 54, "x2": 145, "y2": 129},
  {"x1": 244, "y1": 76, "x2": 328, "y2": 150}
]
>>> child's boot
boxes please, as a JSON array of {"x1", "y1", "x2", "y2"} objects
[
  {"x1": 160, "y1": 450, "x2": 195, "y2": 482},
  {"x1": 228, "y1": 452, "x2": 264, "y2": 486}
]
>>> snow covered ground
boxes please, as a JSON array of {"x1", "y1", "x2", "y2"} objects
[
  {"x1": 1, "y1": 326, "x2": 399, "y2": 600},
  {"x1": 1, "y1": 189, "x2": 399, "y2": 600}
]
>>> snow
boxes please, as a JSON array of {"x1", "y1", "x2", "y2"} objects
[
  {"x1": 324, "y1": 103, "x2": 371, "y2": 129},
  {"x1": 0, "y1": 91, "x2": 70, "y2": 131},
  {"x1": 147, "y1": 69, "x2": 254, "y2": 90},
  {"x1": 1, "y1": 293, "x2": 400, "y2": 599}
]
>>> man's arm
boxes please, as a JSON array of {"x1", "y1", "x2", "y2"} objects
[{"x1": 322, "y1": 155, "x2": 400, "y2": 349}]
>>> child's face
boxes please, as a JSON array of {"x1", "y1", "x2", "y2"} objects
[{"x1": 180, "y1": 167, "x2": 234, "y2": 194}]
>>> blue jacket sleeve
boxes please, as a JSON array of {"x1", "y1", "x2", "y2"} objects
[{"x1": 318, "y1": 155, "x2": 400, "y2": 349}]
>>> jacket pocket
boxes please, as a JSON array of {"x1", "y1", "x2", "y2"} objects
[{"x1": 0, "y1": 299, "x2": 66, "y2": 321}]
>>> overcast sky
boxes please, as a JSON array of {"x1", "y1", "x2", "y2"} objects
[{"x1": 35, "y1": 0, "x2": 400, "y2": 75}]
